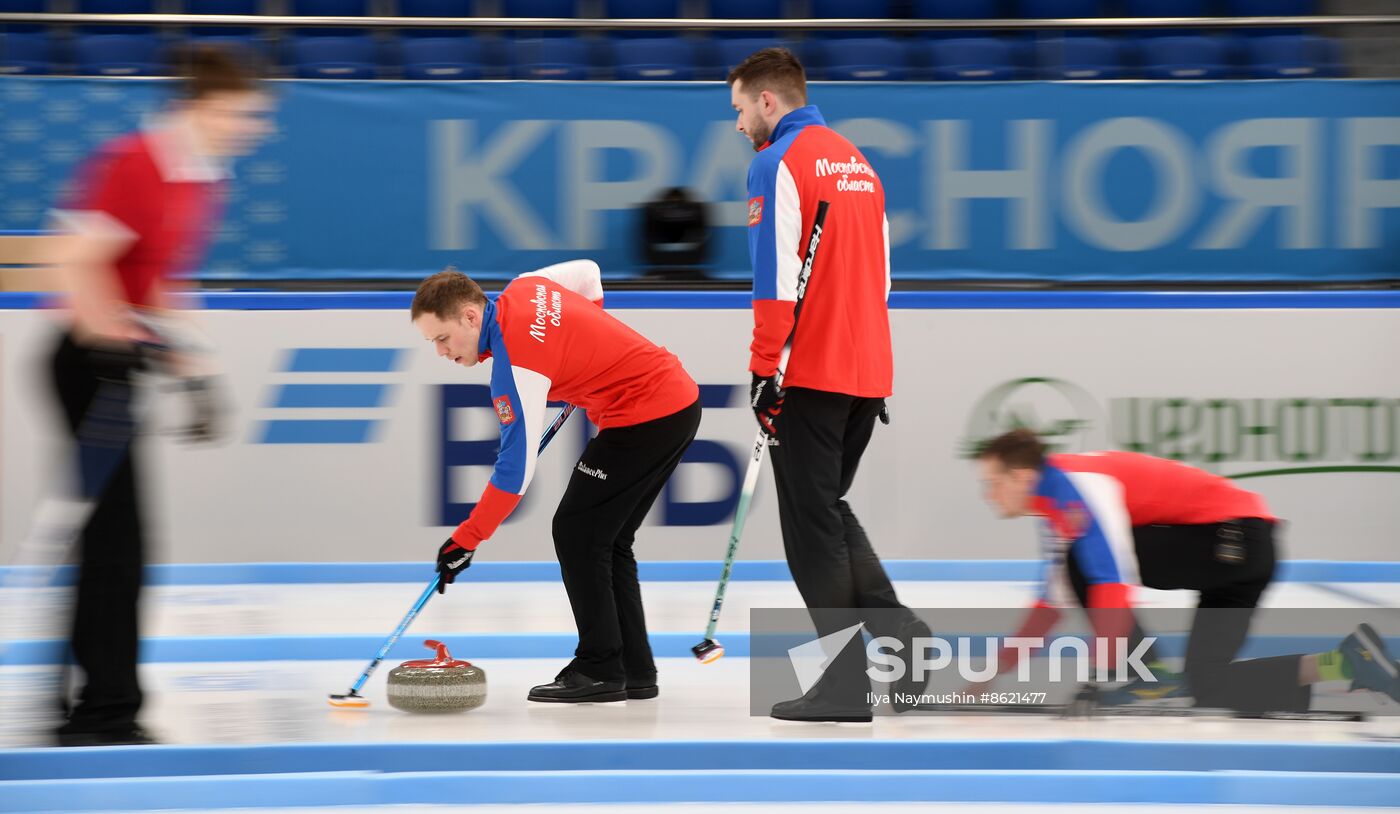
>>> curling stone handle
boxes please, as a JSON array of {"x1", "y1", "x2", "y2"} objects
[{"x1": 424, "y1": 639, "x2": 452, "y2": 665}]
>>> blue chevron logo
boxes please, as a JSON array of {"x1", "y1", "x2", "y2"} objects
[{"x1": 253, "y1": 348, "x2": 407, "y2": 445}]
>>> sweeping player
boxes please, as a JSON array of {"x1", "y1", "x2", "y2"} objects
[
  {"x1": 728, "y1": 48, "x2": 929, "y2": 722},
  {"x1": 411, "y1": 261, "x2": 700, "y2": 703},
  {"x1": 43, "y1": 45, "x2": 272, "y2": 746},
  {"x1": 973, "y1": 429, "x2": 1400, "y2": 713}
]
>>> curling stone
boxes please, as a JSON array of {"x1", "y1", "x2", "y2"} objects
[{"x1": 386, "y1": 640, "x2": 486, "y2": 713}]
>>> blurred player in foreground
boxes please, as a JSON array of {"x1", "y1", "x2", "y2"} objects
[
  {"x1": 45, "y1": 45, "x2": 273, "y2": 746},
  {"x1": 411, "y1": 262, "x2": 700, "y2": 703},
  {"x1": 974, "y1": 429, "x2": 1400, "y2": 712}
]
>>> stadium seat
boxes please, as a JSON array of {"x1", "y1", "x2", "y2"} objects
[
  {"x1": 910, "y1": 1, "x2": 999, "y2": 44},
  {"x1": 606, "y1": 0, "x2": 680, "y2": 14},
  {"x1": 1122, "y1": 0, "x2": 1211, "y2": 38},
  {"x1": 186, "y1": 0, "x2": 261, "y2": 38},
  {"x1": 713, "y1": 36, "x2": 781, "y2": 76},
  {"x1": 502, "y1": 0, "x2": 576, "y2": 38},
  {"x1": 821, "y1": 37, "x2": 908, "y2": 81},
  {"x1": 1243, "y1": 33, "x2": 1343, "y2": 78},
  {"x1": 926, "y1": 36, "x2": 1018, "y2": 80},
  {"x1": 503, "y1": 0, "x2": 575, "y2": 16},
  {"x1": 0, "y1": 0, "x2": 47, "y2": 33},
  {"x1": 708, "y1": 0, "x2": 783, "y2": 39},
  {"x1": 811, "y1": 0, "x2": 894, "y2": 39},
  {"x1": 812, "y1": 0, "x2": 893, "y2": 16},
  {"x1": 1016, "y1": 0, "x2": 1101, "y2": 19},
  {"x1": 185, "y1": 35, "x2": 271, "y2": 64},
  {"x1": 1226, "y1": 0, "x2": 1315, "y2": 16},
  {"x1": 399, "y1": 0, "x2": 476, "y2": 15},
  {"x1": 606, "y1": 0, "x2": 680, "y2": 39},
  {"x1": 1138, "y1": 34, "x2": 1229, "y2": 79},
  {"x1": 1124, "y1": 0, "x2": 1209, "y2": 15},
  {"x1": 398, "y1": 1, "x2": 476, "y2": 39},
  {"x1": 1037, "y1": 35, "x2": 1122, "y2": 79},
  {"x1": 289, "y1": 34, "x2": 378, "y2": 78},
  {"x1": 75, "y1": 32, "x2": 163, "y2": 75},
  {"x1": 292, "y1": 0, "x2": 367, "y2": 13},
  {"x1": 401, "y1": 34, "x2": 485, "y2": 79},
  {"x1": 511, "y1": 35, "x2": 589, "y2": 79},
  {"x1": 911, "y1": 0, "x2": 998, "y2": 19},
  {"x1": 1225, "y1": 0, "x2": 1315, "y2": 37},
  {"x1": 78, "y1": 0, "x2": 156, "y2": 34},
  {"x1": 0, "y1": 30, "x2": 52, "y2": 74},
  {"x1": 612, "y1": 36, "x2": 698, "y2": 80},
  {"x1": 291, "y1": 0, "x2": 368, "y2": 36}
]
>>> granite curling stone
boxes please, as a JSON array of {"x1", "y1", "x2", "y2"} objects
[{"x1": 386, "y1": 639, "x2": 487, "y2": 713}]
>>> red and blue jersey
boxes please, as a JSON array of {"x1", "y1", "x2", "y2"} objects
[
  {"x1": 1032, "y1": 462, "x2": 1139, "y2": 611},
  {"x1": 450, "y1": 260, "x2": 698, "y2": 551},
  {"x1": 1031, "y1": 452, "x2": 1273, "y2": 609},
  {"x1": 746, "y1": 105, "x2": 893, "y2": 397},
  {"x1": 1050, "y1": 451, "x2": 1275, "y2": 527}
]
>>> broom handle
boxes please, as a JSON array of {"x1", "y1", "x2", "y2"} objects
[{"x1": 348, "y1": 574, "x2": 440, "y2": 696}]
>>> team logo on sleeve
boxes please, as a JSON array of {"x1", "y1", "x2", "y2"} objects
[
  {"x1": 747, "y1": 196, "x2": 764, "y2": 227},
  {"x1": 493, "y1": 395, "x2": 516, "y2": 426}
]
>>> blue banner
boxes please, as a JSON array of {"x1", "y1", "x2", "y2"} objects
[{"x1": 1, "y1": 78, "x2": 1397, "y2": 282}]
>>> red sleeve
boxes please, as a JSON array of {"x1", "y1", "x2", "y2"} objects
[
  {"x1": 67, "y1": 146, "x2": 153, "y2": 237},
  {"x1": 994, "y1": 600, "x2": 1062, "y2": 677},
  {"x1": 1085, "y1": 582, "x2": 1134, "y2": 669},
  {"x1": 450, "y1": 483, "x2": 522, "y2": 551},
  {"x1": 749, "y1": 299, "x2": 795, "y2": 376}
]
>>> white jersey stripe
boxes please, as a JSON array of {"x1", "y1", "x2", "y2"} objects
[
  {"x1": 772, "y1": 161, "x2": 803, "y2": 303},
  {"x1": 1064, "y1": 471, "x2": 1142, "y2": 589},
  {"x1": 508, "y1": 365, "x2": 553, "y2": 496}
]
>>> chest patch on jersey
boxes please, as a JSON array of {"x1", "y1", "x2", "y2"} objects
[
  {"x1": 1050, "y1": 502, "x2": 1090, "y2": 541},
  {"x1": 747, "y1": 196, "x2": 764, "y2": 227},
  {"x1": 494, "y1": 395, "x2": 516, "y2": 426}
]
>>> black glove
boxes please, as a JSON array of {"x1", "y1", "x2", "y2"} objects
[
  {"x1": 436, "y1": 538, "x2": 475, "y2": 593},
  {"x1": 87, "y1": 340, "x2": 145, "y2": 384},
  {"x1": 878, "y1": 399, "x2": 890, "y2": 425},
  {"x1": 179, "y1": 376, "x2": 225, "y2": 444},
  {"x1": 750, "y1": 372, "x2": 784, "y2": 438}
]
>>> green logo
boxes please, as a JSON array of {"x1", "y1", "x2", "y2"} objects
[
  {"x1": 962, "y1": 378, "x2": 1400, "y2": 479},
  {"x1": 960, "y1": 377, "x2": 1105, "y2": 459}
]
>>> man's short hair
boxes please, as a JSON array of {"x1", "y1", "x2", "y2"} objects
[
  {"x1": 977, "y1": 429, "x2": 1047, "y2": 471},
  {"x1": 410, "y1": 268, "x2": 487, "y2": 322},
  {"x1": 726, "y1": 47, "x2": 807, "y2": 108}
]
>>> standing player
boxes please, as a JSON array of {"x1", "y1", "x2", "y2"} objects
[
  {"x1": 974, "y1": 429, "x2": 1400, "y2": 712},
  {"x1": 728, "y1": 48, "x2": 928, "y2": 722},
  {"x1": 45, "y1": 46, "x2": 273, "y2": 746},
  {"x1": 411, "y1": 261, "x2": 700, "y2": 703}
]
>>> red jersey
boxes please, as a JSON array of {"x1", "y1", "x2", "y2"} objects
[
  {"x1": 1050, "y1": 451, "x2": 1275, "y2": 525},
  {"x1": 57, "y1": 122, "x2": 225, "y2": 307},
  {"x1": 745, "y1": 105, "x2": 893, "y2": 398},
  {"x1": 452, "y1": 260, "x2": 699, "y2": 550}
]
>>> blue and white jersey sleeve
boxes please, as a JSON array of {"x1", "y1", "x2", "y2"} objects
[
  {"x1": 1033, "y1": 466, "x2": 1140, "y2": 608},
  {"x1": 487, "y1": 342, "x2": 553, "y2": 497}
]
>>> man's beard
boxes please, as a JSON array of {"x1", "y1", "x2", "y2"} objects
[{"x1": 748, "y1": 120, "x2": 771, "y2": 151}]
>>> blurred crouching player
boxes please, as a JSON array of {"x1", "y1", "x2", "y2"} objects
[
  {"x1": 974, "y1": 429, "x2": 1400, "y2": 712},
  {"x1": 45, "y1": 45, "x2": 274, "y2": 746},
  {"x1": 411, "y1": 261, "x2": 700, "y2": 703}
]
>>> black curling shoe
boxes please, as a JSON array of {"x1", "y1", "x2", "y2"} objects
[
  {"x1": 528, "y1": 669, "x2": 627, "y2": 703},
  {"x1": 626, "y1": 683, "x2": 659, "y2": 700},
  {"x1": 57, "y1": 725, "x2": 159, "y2": 747}
]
